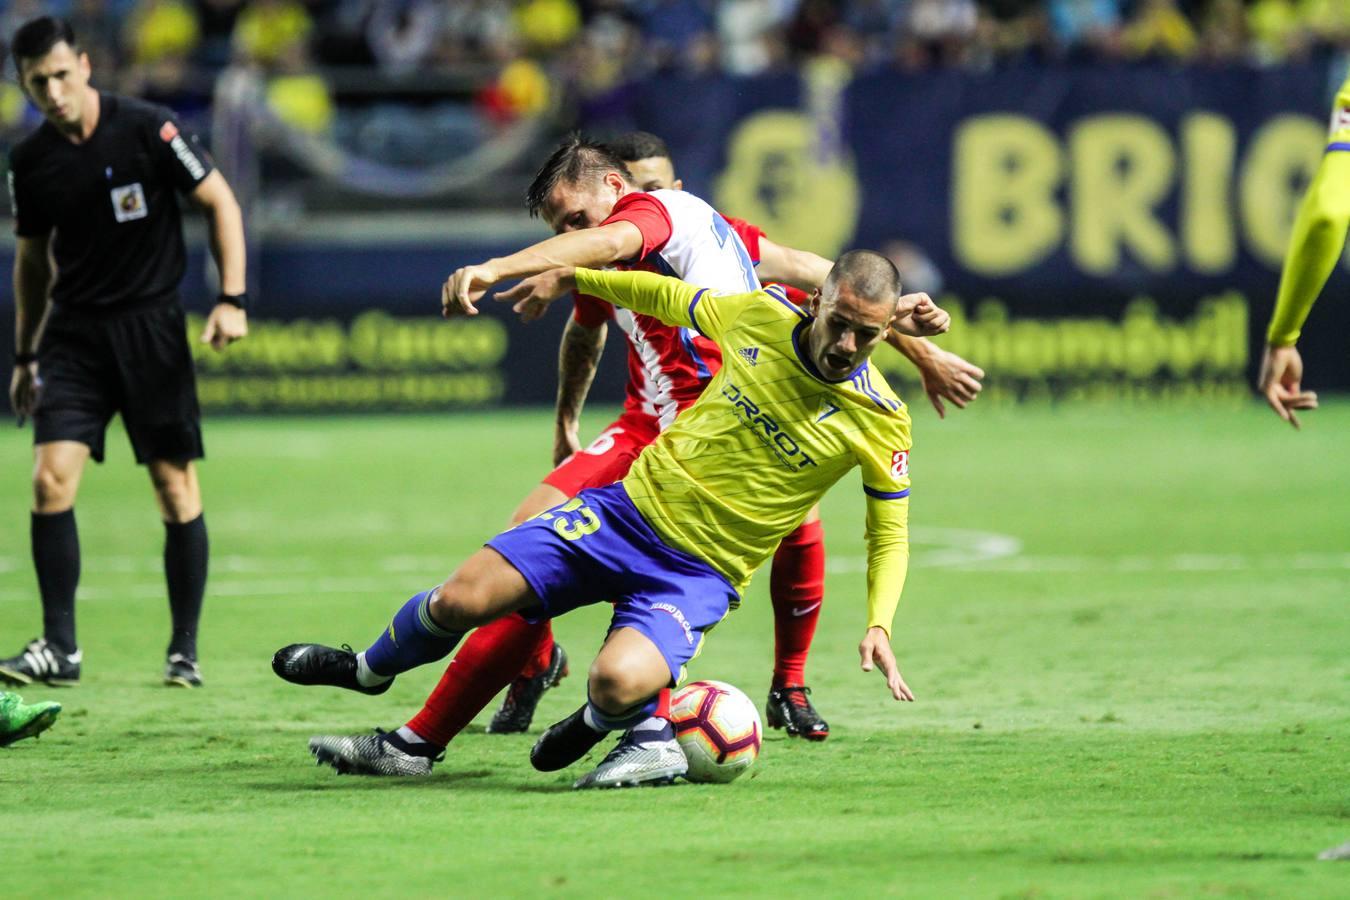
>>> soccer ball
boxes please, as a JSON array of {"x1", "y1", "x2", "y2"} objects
[{"x1": 669, "y1": 680, "x2": 762, "y2": 783}]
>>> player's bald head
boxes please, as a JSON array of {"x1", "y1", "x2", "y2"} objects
[
  {"x1": 806, "y1": 250, "x2": 903, "y2": 380},
  {"x1": 526, "y1": 134, "x2": 636, "y2": 220},
  {"x1": 820, "y1": 250, "x2": 902, "y2": 314}
]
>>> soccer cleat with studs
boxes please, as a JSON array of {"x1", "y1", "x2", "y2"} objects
[
  {"x1": 530, "y1": 704, "x2": 608, "y2": 772},
  {"x1": 488, "y1": 643, "x2": 569, "y2": 734},
  {"x1": 0, "y1": 692, "x2": 62, "y2": 747},
  {"x1": 573, "y1": 728, "x2": 688, "y2": 789},
  {"x1": 271, "y1": 643, "x2": 391, "y2": 695},
  {"x1": 164, "y1": 653, "x2": 203, "y2": 688},
  {"x1": 0, "y1": 639, "x2": 81, "y2": 687},
  {"x1": 309, "y1": 730, "x2": 440, "y2": 776},
  {"x1": 765, "y1": 685, "x2": 830, "y2": 741}
]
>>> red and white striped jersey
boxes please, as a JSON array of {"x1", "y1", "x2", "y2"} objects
[{"x1": 573, "y1": 188, "x2": 766, "y2": 430}]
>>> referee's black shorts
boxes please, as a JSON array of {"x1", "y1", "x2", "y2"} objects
[{"x1": 33, "y1": 303, "x2": 204, "y2": 465}]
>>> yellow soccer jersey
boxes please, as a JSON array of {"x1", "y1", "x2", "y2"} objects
[
  {"x1": 1267, "y1": 74, "x2": 1350, "y2": 346},
  {"x1": 572, "y1": 267, "x2": 913, "y2": 636}
]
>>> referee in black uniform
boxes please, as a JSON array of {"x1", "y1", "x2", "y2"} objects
[{"x1": 2, "y1": 17, "x2": 248, "y2": 689}]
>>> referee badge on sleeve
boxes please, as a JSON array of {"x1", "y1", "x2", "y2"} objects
[{"x1": 111, "y1": 183, "x2": 148, "y2": 223}]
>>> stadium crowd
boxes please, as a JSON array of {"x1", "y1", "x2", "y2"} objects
[
  {"x1": 2, "y1": 2, "x2": 1347, "y2": 102},
  {"x1": 1, "y1": 2, "x2": 1345, "y2": 194}
]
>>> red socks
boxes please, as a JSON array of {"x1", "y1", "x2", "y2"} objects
[
  {"x1": 405, "y1": 613, "x2": 554, "y2": 747},
  {"x1": 770, "y1": 519, "x2": 825, "y2": 688}
]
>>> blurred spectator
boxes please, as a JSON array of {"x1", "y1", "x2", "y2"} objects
[
  {"x1": 1047, "y1": 0, "x2": 1123, "y2": 60},
  {"x1": 439, "y1": 0, "x2": 517, "y2": 66},
  {"x1": 365, "y1": 0, "x2": 444, "y2": 75},
  {"x1": 233, "y1": 0, "x2": 314, "y2": 68},
  {"x1": 717, "y1": 0, "x2": 793, "y2": 75},
  {"x1": 265, "y1": 40, "x2": 333, "y2": 133},
  {"x1": 635, "y1": 0, "x2": 715, "y2": 72},
  {"x1": 515, "y1": 0, "x2": 582, "y2": 52},
  {"x1": 125, "y1": 0, "x2": 199, "y2": 65},
  {"x1": 1197, "y1": 0, "x2": 1248, "y2": 63},
  {"x1": 902, "y1": 0, "x2": 980, "y2": 68},
  {"x1": 1122, "y1": 0, "x2": 1198, "y2": 61},
  {"x1": 69, "y1": 0, "x2": 125, "y2": 72}
]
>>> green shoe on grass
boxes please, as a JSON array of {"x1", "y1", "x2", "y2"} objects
[{"x1": 0, "y1": 691, "x2": 62, "y2": 747}]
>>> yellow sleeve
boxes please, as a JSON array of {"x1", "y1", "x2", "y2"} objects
[
  {"x1": 855, "y1": 423, "x2": 913, "y2": 636},
  {"x1": 572, "y1": 268, "x2": 755, "y2": 343},
  {"x1": 864, "y1": 493, "x2": 909, "y2": 637},
  {"x1": 573, "y1": 267, "x2": 702, "y2": 329},
  {"x1": 1267, "y1": 87, "x2": 1350, "y2": 346}
]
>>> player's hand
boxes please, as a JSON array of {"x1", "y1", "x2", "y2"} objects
[
  {"x1": 442, "y1": 263, "x2": 499, "y2": 318},
  {"x1": 553, "y1": 425, "x2": 582, "y2": 467},
  {"x1": 496, "y1": 268, "x2": 578, "y2": 323},
  {"x1": 200, "y1": 303, "x2": 248, "y2": 352},
  {"x1": 892, "y1": 293, "x2": 951, "y2": 338},
  {"x1": 1257, "y1": 344, "x2": 1318, "y2": 429},
  {"x1": 919, "y1": 348, "x2": 984, "y2": 419},
  {"x1": 859, "y1": 626, "x2": 914, "y2": 701},
  {"x1": 9, "y1": 361, "x2": 42, "y2": 423}
]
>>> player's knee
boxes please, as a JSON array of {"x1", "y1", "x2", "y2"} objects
[
  {"x1": 428, "y1": 579, "x2": 493, "y2": 632},
  {"x1": 32, "y1": 464, "x2": 77, "y2": 511},
  {"x1": 587, "y1": 659, "x2": 649, "y2": 713},
  {"x1": 151, "y1": 473, "x2": 199, "y2": 522}
]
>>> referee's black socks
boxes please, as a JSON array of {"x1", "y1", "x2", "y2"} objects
[
  {"x1": 32, "y1": 509, "x2": 81, "y2": 656},
  {"x1": 165, "y1": 514, "x2": 208, "y2": 661}
]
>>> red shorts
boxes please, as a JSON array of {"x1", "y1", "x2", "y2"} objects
[{"x1": 542, "y1": 411, "x2": 661, "y2": 497}]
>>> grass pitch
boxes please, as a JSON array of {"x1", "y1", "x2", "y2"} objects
[{"x1": 1, "y1": 402, "x2": 1347, "y2": 898}]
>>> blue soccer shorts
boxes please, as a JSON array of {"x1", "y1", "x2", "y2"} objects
[{"x1": 486, "y1": 482, "x2": 735, "y2": 684}]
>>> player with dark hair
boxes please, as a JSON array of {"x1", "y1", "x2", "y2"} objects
[
  {"x1": 275, "y1": 133, "x2": 961, "y2": 782},
  {"x1": 1, "y1": 17, "x2": 248, "y2": 689},
  {"x1": 1256, "y1": 72, "x2": 1350, "y2": 428},
  {"x1": 277, "y1": 250, "x2": 934, "y2": 789}
]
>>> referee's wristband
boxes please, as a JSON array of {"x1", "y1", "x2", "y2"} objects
[
  {"x1": 217, "y1": 292, "x2": 248, "y2": 311},
  {"x1": 13, "y1": 351, "x2": 37, "y2": 366}
]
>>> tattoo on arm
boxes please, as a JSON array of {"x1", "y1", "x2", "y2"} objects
[{"x1": 556, "y1": 318, "x2": 607, "y2": 426}]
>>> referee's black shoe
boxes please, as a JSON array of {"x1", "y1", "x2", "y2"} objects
[
  {"x1": 488, "y1": 643, "x2": 570, "y2": 734},
  {"x1": 164, "y1": 654, "x2": 203, "y2": 688},
  {"x1": 766, "y1": 685, "x2": 830, "y2": 741},
  {"x1": 271, "y1": 643, "x2": 392, "y2": 695},
  {"x1": 0, "y1": 639, "x2": 82, "y2": 687},
  {"x1": 531, "y1": 704, "x2": 607, "y2": 772}
]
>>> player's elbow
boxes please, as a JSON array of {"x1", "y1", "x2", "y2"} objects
[{"x1": 594, "y1": 222, "x2": 642, "y2": 264}]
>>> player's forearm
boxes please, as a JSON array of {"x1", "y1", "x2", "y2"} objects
[
  {"x1": 13, "y1": 250, "x2": 53, "y2": 354},
  {"x1": 757, "y1": 239, "x2": 833, "y2": 291},
  {"x1": 205, "y1": 198, "x2": 247, "y2": 297},
  {"x1": 556, "y1": 319, "x2": 606, "y2": 428},
  {"x1": 887, "y1": 333, "x2": 935, "y2": 365},
  {"x1": 574, "y1": 268, "x2": 701, "y2": 329},
  {"x1": 1267, "y1": 152, "x2": 1350, "y2": 346},
  {"x1": 489, "y1": 224, "x2": 642, "y2": 284},
  {"x1": 864, "y1": 495, "x2": 910, "y2": 637}
]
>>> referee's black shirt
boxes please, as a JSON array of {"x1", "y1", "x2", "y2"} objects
[{"x1": 7, "y1": 92, "x2": 215, "y2": 314}]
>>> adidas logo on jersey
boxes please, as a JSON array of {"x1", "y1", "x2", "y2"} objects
[{"x1": 737, "y1": 347, "x2": 760, "y2": 366}]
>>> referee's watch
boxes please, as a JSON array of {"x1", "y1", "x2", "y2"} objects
[{"x1": 218, "y1": 292, "x2": 249, "y2": 311}]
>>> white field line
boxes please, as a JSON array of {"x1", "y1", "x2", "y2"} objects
[{"x1": 0, "y1": 529, "x2": 1347, "y2": 604}]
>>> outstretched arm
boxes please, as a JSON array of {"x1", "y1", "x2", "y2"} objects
[
  {"x1": 756, "y1": 237, "x2": 832, "y2": 291},
  {"x1": 442, "y1": 222, "x2": 644, "y2": 318},
  {"x1": 859, "y1": 492, "x2": 915, "y2": 702},
  {"x1": 1258, "y1": 148, "x2": 1350, "y2": 427},
  {"x1": 887, "y1": 333, "x2": 984, "y2": 418}
]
